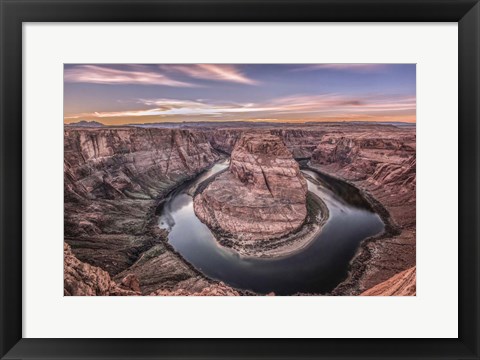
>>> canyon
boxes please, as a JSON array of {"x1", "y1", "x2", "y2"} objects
[
  {"x1": 307, "y1": 128, "x2": 416, "y2": 295},
  {"x1": 64, "y1": 122, "x2": 416, "y2": 296},
  {"x1": 64, "y1": 127, "x2": 224, "y2": 295},
  {"x1": 193, "y1": 133, "x2": 310, "y2": 254}
]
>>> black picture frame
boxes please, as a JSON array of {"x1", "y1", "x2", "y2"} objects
[{"x1": 1, "y1": 1, "x2": 478, "y2": 359}]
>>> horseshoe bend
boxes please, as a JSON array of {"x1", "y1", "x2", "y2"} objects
[
  {"x1": 63, "y1": 64, "x2": 416, "y2": 297},
  {"x1": 63, "y1": 123, "x2": 416, "y2": 296},
  {"x1": 193, "y1": 133, "x2": 316, "y2": 255}
]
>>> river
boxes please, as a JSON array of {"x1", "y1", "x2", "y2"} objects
[{"x1": 158, "y1": 159, "x2": 384, "y2": 295}]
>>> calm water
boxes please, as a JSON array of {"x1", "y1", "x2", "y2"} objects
[{"x1": 158, "y1": 160, "x2": 384, "y2": 295}]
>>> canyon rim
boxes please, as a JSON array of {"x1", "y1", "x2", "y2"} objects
[{"x1": 64, "y1": 64, "x2": 416, "y2": 296}]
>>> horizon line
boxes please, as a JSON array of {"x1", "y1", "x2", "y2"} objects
[{"x1": 64, "y1": 119, "x2": 416, "y2": 126}]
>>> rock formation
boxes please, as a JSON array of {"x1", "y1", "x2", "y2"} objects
[
  {"x1": 64, "y1": 123, "x2": 416, "y2": 296},
  {"x1": 194, "y1": 133, "x2": 308, "y2": 243},
  {"x1": 270, "y1": 128, "x2": 326, "y2": 158},
  {"x1": 64, "y1": 127, "x2": 219, "y2": 202},
  {"x1": 308, "y1": 127, "x2": 417, "y2": 295},
  {"x1": 361, "y1": 266, "x2": 416, "y2": 296},
  {"x1": 64, "y1": 242, "x2": 140, "y2": 296},
  {"x1": 64, "y1": 128, "x2": 221, "y2": 293},
  {"x1": 206, "y1": 129, "x2": 242, "y2": 154},
  {"x1": 204, "y1": 127, "x2": 325, "y2": 158},
  {"x1": 65, "y1": 242, "x2": 240, "y2": 296},
  {"x1": 150, "y1": 282, "x2": 241, "y2": 296},
  {"x1": 112, "y1": 244, "x2": 214, "y2": 295}
]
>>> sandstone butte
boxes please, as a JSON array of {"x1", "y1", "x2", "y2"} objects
[{"x1": 194, "y1": 133, "x2": 309, "y2": 242}]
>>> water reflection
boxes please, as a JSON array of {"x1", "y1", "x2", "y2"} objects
[{"x1": 157, "y1": 161, "x2": 384, "y2": 295}]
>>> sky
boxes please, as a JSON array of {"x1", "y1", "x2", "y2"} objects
[{"x1": 64, "y1": 64, "x2": 416, "y2": 125}]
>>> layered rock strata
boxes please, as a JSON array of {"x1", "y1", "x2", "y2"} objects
[
  {"x1": 204, "y1": 127, "x2": 326, "y2": 158},
  {"x1": 194, "y1": 133, "x2": 308, "y2": 244},
  {"x1": 64, "y1": 123, "x2": 416, "y2": 296},
  {"x1": 64, "y1": 242, "x2": 140, "y2": 296},
  {"x1": 361, "y1": 266, "x2": 416, "y2": 296},
  {"x1": 308, "y1": 127, "x2": 416, "y2": 295},
  {"x1": 150, "y1": 282, "x2": 241, "y2": 296},
  {"x1": 64, "y1": 242, "x2": 241, "y2": 296},
  {"x1": 64, "y1": 128, "x2": 222, "y2": 294}
]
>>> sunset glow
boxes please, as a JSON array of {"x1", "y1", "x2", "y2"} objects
[{"x1": 64, "y1": 64, "x2": 416, "y2": 125}]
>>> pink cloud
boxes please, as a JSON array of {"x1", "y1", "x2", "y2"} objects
[
  {"x1": 293, "y1": 64, "x2": 388, "y2": 72},
  {"x1": 159, "y1": 64, "x2": 259, "y2": 85},
  {"x1": 64, "y1": 65, "x2": 197, "y2": 87},
  {"x1": 267, "y1": 94, "x2": 415, "y2": 114},
  {"x1": 65, "y1": 93, "x2": 415, "y2": 122}
]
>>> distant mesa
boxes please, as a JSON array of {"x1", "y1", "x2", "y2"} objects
[
  {"x1": 194, "y1": 133, "x2": 308, "y2": 244},
  {"x1": 65, "y1": 120, "x2": 105, "y2": 128},
  {"x1": 64, "y1": 120, "x2": 416, "y2": 129}
]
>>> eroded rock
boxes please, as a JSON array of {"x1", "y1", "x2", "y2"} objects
[
  {"x1": 64, "y1": 128, "x2": 221, "y2": 292},
  {"x1": 361, "y1": 266, "x2": 416, "y2": 296},
  {"x1": 194, "y1": 133, "x2": 308, "y2": 242},
  {"x1": 309, "y1": 127, "x2": 417, "y2": 295},
  {"x1": 150, "y1": 282, "x2": 241, "y2": 296},
  {"x1": 204, "y1": 127, "x2": 325, "y2": 158},
  {"x1": 64, "y1": 243, "x2": 140, "y2": 296}
]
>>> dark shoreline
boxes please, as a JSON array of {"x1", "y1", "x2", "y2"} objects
[
  {"x1": 302, "y1": 164, "x2": 398, "y2": 237},
  {"x1": 192, "y1": 164, "x2": 330, "y2": 258},
  {"x1": 148, "y1": 158, "x2": 393, "y2": 295},
  {"x1": 140, "y1": 158, "x2": 259, "y2": 295},
  {"x1": 303, "y1": 163, "x2": 402, "y2": 295}
]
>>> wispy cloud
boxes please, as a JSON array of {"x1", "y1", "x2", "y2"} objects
[
  {"x1": 65, "y1": 93, "x2": 415, "y2": 123},
  {"x1": 293, "y1": 64, "x2": 388, "y2": 73},
  {"x1": 64, "y1": 65, "x2": 197, "y2": 87},
  {"x1": 64, "y1": 64, "x2": 416, "y2": 125},
  {"x1": 159, "y1": 64, "x2": 259, "y2": 85},
  {"x1": 268, "y1": 94, "x2": 415, "y2": 114},
  {"x1": 87, "y1": 98, "x2": 274, "y2": 118}
]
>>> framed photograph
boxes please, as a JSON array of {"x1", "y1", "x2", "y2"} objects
[{"x1": 1, "y1": 0, "x2": 478, "y2": 359}]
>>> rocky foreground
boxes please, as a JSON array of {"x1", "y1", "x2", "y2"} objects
[
  {"x1": 64, "y1": 242, "x2": 139, "y2": 296},
  {"x1": 360, "y1": 266, "x2": 416, "y2": 296},
  {"x1": 65, "y1": 242, "x2": 240, "y2": 296},
  {"x1": 64, "y1": 123, "x2": 416, "y2": 296},
  {"x1": 194, "y1": 133, "x2": 309, "y2": 249}
]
